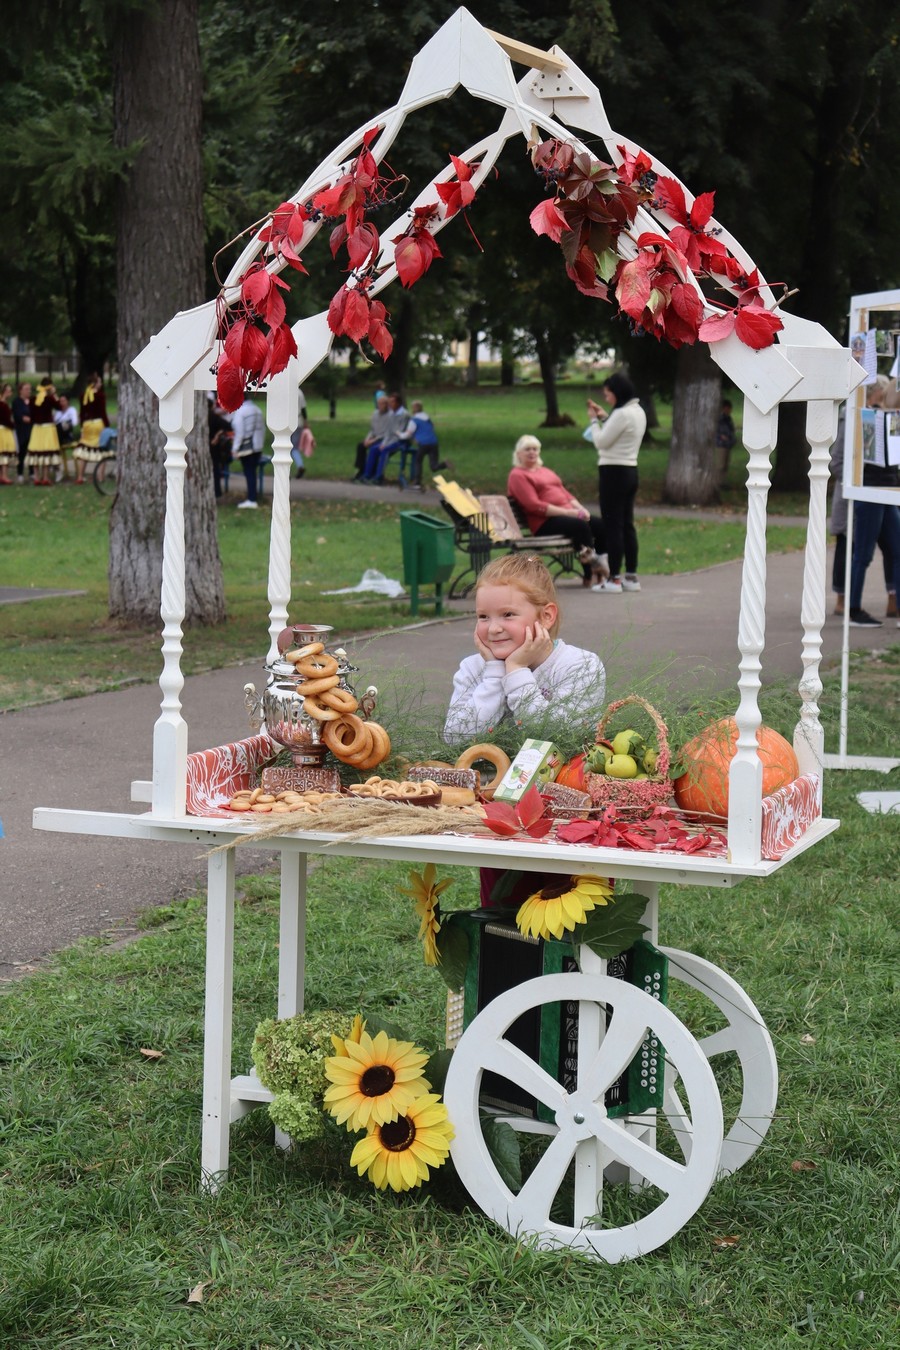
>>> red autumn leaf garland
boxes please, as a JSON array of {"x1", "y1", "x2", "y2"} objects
[
  {"x1": 528, "y1": 135, "x2": 787, "y2": 354},
  {"x1": 556, "y1": 805, "x2": 727, "y2": 856},
  {"x1": 435, "y1": 154, "x2": 478, "y2": 219},
  {"x1": 215, "y1": 198, "x2": 308, "y2": 411}
]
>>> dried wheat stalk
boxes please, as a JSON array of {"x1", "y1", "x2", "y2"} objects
[{"x1": 207, "y1": 799, "x2": 484, "y2": 853}]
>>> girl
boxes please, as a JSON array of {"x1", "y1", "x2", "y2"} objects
[
  {"x1": 445, "y1": 552, "x2": 606, "y2": 747},
  {"x1": 73, "y1": 372, "x2": 110, "y2": 485},
  {"x1": 0, "y1": 384, "x2": 15, "y2": 484},
  {"x1": 444, "y1": 552, "x2": 606, "y2": 907},
  {"x1": 586, "y1": 371, "x2": 647, "y2": 593},
  {"x1": 26, "y1": 378, "x2": 61, "y2": 486}
]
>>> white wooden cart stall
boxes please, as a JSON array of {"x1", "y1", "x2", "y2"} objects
[{"x1": 34, "y1": 10, "x2": 865, "y2": 1263}]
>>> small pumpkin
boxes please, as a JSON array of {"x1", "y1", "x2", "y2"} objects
[
  {"x1": 673, "y1": 717, "x2": 799, "y2": 817},
  {"x1": 555, "y1": 752, "x2": 587, "y2": 792}
]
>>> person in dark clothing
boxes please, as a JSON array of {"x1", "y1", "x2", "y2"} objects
[{"x1": 12, "y1": 381, "x2": 32, "y2": 480}]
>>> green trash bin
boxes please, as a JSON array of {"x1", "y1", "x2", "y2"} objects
[{"x1": 399, "y1": 510, "x2": 455, "y2": 617}]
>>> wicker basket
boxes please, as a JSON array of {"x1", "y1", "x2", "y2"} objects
[{"x1": 584, "y1": 695, "x2": 673, "y2": 815}]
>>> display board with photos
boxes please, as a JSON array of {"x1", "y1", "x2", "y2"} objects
[{"x1": 843, "y1": 290, "x2": 900, "y2": 504}]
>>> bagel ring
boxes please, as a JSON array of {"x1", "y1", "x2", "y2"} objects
[
  {"x1": 455, "y1": 742, "x2": 512, "y2": 790},
  {"x1": 296, "y1": 651, "x2": 339, "y2": 680},
  {"x1": 285, "y1": 641, "x2": 324, "y2": 663},
  {"x1": 357, "y1": 720, "x2": 391, "y2": 769},
  {"x1": 319, "y1": 685, "x2": 359, "y2": 714},
  {"x1": 296, "y1": 673, "x2": 340, "y2": 698},
  {"x1": 344, "y1": 722, "x2": 376, "y2": 766},
  {"x1": 303, "y1": 694, "x2": 342, "y2": 721},
  {"x1": 323, "y1": 714, "x2": 370, "y2": 760}
]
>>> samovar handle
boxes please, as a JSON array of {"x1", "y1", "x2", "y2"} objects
[{"x1": 243, "y1": 681, "x2": 264, "y2": 732}]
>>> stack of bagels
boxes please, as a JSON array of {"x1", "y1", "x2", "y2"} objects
[{"x1": 281, "y1": 641, "x2": 391, "y2": 771}]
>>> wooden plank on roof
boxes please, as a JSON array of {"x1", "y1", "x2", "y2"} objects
[{"x1": 483, "y1": 28, "x2": 567, "y2": 73}]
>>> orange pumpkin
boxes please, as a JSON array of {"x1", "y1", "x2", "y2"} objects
[{"x1": 673, "y1": 717, "x2": 799, "y2": 817}]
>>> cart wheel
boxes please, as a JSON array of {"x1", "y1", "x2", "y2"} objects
[
  {"x1": 660, "y1": 948, "x2": 778, "y2": 1176},
  {"x1": 93, "y1": 455, "x2": 118, "y2": 496},
  {"x1": 443, "y1": 973, "x2": 723, "y2": 1263}
]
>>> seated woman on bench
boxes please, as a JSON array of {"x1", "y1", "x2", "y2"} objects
[{"x1": 507, "y1": 435, "x2": 609, "y2": 588}]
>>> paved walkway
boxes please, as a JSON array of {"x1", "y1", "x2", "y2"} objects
[{"x1": 1, "y1": 489, "x2": 896, "y2": 979}]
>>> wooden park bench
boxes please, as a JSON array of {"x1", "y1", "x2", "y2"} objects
[{"x1": 432, "y1": 476, "x2": 578, "y2": 598}]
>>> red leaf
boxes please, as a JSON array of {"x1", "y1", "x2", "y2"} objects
[
  {"x1": 449, "y1": 153, "x2": 475, "y2": 182},
  {"x1": 342, "y1": 288, "x2": 370, "y2": 342},
  {"x1": 240, "y1": 323, "x2": 268, "y2": 373},
  {"x1": 655, "y1": 176, "x2": 688, "y2": 224},
  {"x1": 516, "y1": 786, "x2": 547, "y2": 830},
  {"x1": 524, "y1": 817, "x2": 553, "y2": 839},
  {"x1": 242, "y1": 268, "x2": 271, "y2": 312},
  {"x1": 264, "y1": 287, "x2": 286, "y2": 330},
  {"x1": 394, "y1": 236, "x2": 425, "y2": 288},
  {"x1": 223, "y1": 317, "x2": 246, "y2": 365},
  {"x1": 616, "y1": 144, "x2": 654, "y2": 185},
  {"x1": 264, "y1": 323, "x2": 298, "y2": 379},
  {"x1": 734, "y1": 304, "x2": 783, "y2": 349},
  {"x1": 216, "y1": 355, "x2": 245, "y2": 413},
  {"x1": 668, "y1": 225, "x2": 703, "y2": 274},
  {"x1": 690, "y1": 190, "x2": 716, "y2": 230},
  {"x1": 327, "y1": 287, "x2": 347, "y2": 336},
  {"x1": 367, "y1": 301, "x2": 393, "y2": 360},
  {"x1": 330, "y1": 222, "x2": 348, "y2": 259},
  {"x1": 615, "y1": 257, "x2": 653, "y2": 318},
  {"x1": 529, "y1": 198, "x2": 570, "y2": 243},
  {"x1": 362, "y1": 126, "x2": 379, "y2": 149},
  {"x1": 278, "y1": 239, "x2": 308, "y2": 273},
  {"x1": 698, "y1": 309, "x2": 737, "y2": 343},
  {"x1": 346, "y1": 222, "x2": 380, "y2": 270},
  {"x1": 557, "y1": 820, "x2": 599, "y2": 844},
  {"x1": 312, "y1": 177, "x2": 353, "y2": 219}
]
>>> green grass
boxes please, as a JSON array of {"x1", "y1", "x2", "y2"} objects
[
  {"x1": 1, "y1": 653, "x2": 898, "y2": 1347},
  {"x1": 0, "y1": 474, "x2": 806, "y2": 711}
]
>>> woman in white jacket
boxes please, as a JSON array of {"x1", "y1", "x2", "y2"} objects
[{"x1": 586, "y1": 372, "x2": 647, "y2": 593}]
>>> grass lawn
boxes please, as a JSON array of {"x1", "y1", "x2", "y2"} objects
[
  {"x1": 1, "y1": 651, "x2": 898, "y2": 1347},
  {"x1": 0, "y1": 416, "x2": 808, "y2": 711}
]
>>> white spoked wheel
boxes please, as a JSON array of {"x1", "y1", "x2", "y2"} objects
[
  {"x1": 660, "y1": 948, "x2": 778, "y2": 1176},
  {"x1": 443, "y1": 973, "x2": 723, "y2": 1264}
]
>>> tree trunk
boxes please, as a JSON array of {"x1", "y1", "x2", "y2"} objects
[
  {"x1": 383, "y1": 291, "x2": 414, "y2": 398},
  {"x1": 534, "y1": 330, "x2": 560, "y2": 423},
  {"x1": 500, "y1": 343, "x2": 515, "y2": 387},
  {"x1": 771, "y1": 403, "x2": 811, "y2": 492},
  {"x1": 663, "y1": 343, "x2": 721, "y2": 505},
  {"x1": 109, "y1": 0, "x2": 224, "y2": 626}
]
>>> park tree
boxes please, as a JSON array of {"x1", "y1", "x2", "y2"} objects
[{"x1": 108, "y1": 0, "x2": 225, "y2": 626}]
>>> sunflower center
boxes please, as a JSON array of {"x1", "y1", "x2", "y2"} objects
[
  {"x1": 360, "y1": 1064, "x2": 396, "y2": 1097},
  {"x1": 538, "y1": 883, "x2": 571, "y2": 901},
  {"x1": 380, "y1": 1116, "x2": 416, "y2": 1151}
]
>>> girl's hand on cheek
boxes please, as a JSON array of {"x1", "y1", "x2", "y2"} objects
[
  {"x1": 506, "y1": 623, "x2": 552, "y2": 672},
  {"x1": 475, "y1": 631, "x2": 495, "y2": 662}
]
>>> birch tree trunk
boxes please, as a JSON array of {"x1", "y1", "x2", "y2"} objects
[
  {"x1": 663, "y1": 342, "x2": 722, "y2": 506},
  {"x1": 108, "y1": 0, "x2": 225, "y2": 626}
]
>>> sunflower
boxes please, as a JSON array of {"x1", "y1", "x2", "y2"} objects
[
  {"x1": 401, "y1": 864, "x2": 452, "y2": 967},
  {"x1": 330, "y1": 1013, "x2": 367, "y2": 1057},
  {"x1": 350, "y1": 1093, "x2": 455, "y2": 1191},
  {"x1": 323, "y1": 1029, "x2": 431, "y2": 1131},
  {"x1": 516, "y1": 874, "x2": 613, "y2": 942}
]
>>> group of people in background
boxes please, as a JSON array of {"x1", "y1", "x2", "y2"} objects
[
  {"x1": 353, "y1": 388, "x2": 446, "y2": 489},
  {"x1": 0, "y1": 374, "x2": 112, "y2": 486}
]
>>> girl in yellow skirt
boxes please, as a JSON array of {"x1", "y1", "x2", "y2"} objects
[
  {"x1": 27, "y1": 379, "x2": 62, "y2": 485},
  {"x1": 73, "y1": 373, "x2": 110, "y2": 484},
  {"x1": 0, "y1": 384, "x2": 15, "y2": 484}
]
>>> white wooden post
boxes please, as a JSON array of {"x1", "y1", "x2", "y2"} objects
[
  {"x1": 152, "y1": 378, "x2": 194, "y2": 818},
  {"x1": 201, "y1": 847, "x2": 236, "y2": 1191},
  {"x1": 275, "y1": 849, "x2": 308, "y2": 1152},
  {"x1": 795, "y1": 399, "x2": 838, "y2": 805},
  {"x1": 265, "y1": 363, "x2": 299, "y2": 663},
  {"x1": 728, "y1": 401, "x2": 777, "y2": 864}
]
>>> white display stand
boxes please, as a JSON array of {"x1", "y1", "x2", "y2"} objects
[
  {"x1": 33, "y1": 10, "x2": 865, "y2": 1261},
  {"x1": 826, "y1": 288, "x2": 900, "y2": 771}
]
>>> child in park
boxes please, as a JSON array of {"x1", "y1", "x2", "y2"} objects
[
  {"x1": 444, "y1": 552, "x2": 606, "y2": 741},
  {"x1": 444, "y1": 553, "x2": 606, "y2": 907}
]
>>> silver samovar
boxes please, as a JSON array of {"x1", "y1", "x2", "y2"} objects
[{"x1": 244, "y1": 624, "x2": 376, "y2": 794}]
